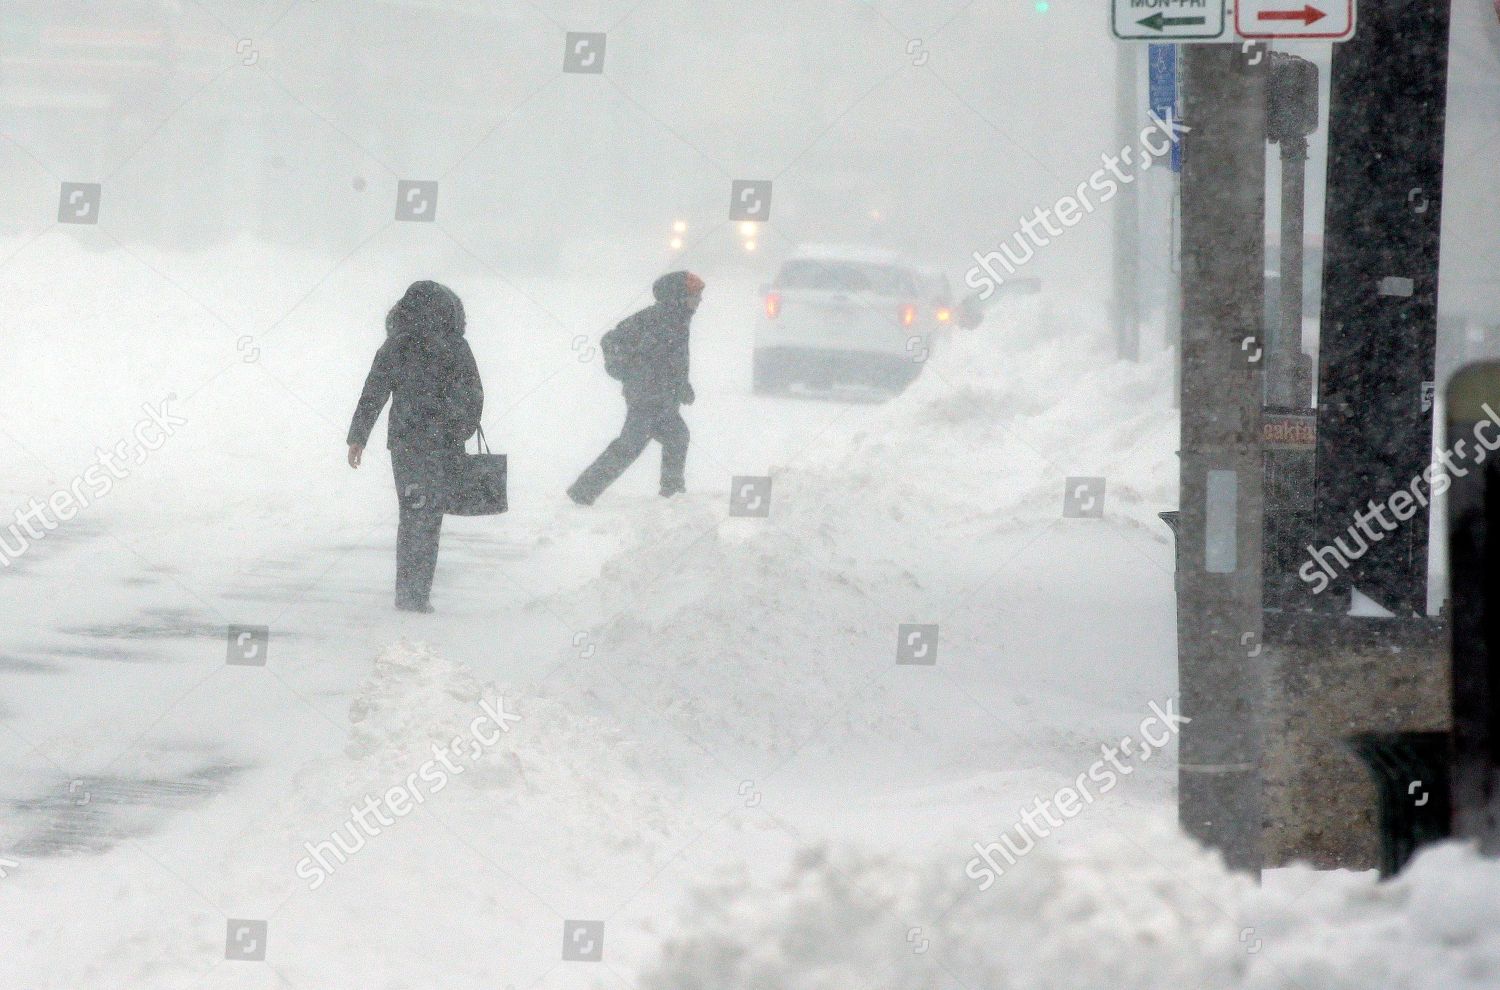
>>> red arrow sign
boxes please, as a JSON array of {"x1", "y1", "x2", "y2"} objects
[
  {"x1": 1237, "y1": 0, "x2": 1352, "y2": 39},
  {"x1": 1257, "y1": 4, "x2": 1328, "y2": 24}
]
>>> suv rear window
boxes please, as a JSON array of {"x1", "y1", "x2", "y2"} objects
[{"x1": 776, "y1": 260, "x2": 916, "y2": 296}]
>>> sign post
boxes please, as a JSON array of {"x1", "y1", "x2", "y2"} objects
[
  {"x1": 1176, "y1": 43, "x2": 1269, "y2": 876},
  {"x1": 1114, "y1": 43, "x2": 1142, "y2": 361}
]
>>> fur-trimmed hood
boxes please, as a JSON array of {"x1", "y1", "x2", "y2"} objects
[{"x1": 387, "y1": 280, "x2": 466, "y2": 339}]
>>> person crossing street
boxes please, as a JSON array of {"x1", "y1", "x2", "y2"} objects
[{"x1": 568, "y1": 271, "x2": 704, "y2": 505}]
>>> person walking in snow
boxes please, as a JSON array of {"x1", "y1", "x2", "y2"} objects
[
  {"x1": 568, "y1": 271, "x2": 705, "y2": 505},
  {"x1": 347, "y1": 280, "x2": 484, "y2": 612}
]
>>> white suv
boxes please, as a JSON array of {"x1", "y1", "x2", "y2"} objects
[{"x1": 754, "y1": 247, "x2": 936, "y2": 395}]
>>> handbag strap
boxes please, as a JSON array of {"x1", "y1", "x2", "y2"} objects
[{"x1": 475, "y1": 426, "x2": 490, "y2": 455}]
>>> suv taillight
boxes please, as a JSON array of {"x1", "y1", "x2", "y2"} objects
[
  {"x1": 898, "y1": 303, "x2": 918, "y2": 328},
  {"x1": 765, "y1": 292, "x2": 782, "y2": 319}
]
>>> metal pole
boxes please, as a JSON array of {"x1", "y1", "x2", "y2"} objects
[
  {"x1": 1268, "y1": 135, "x2": 1308, "y2": 408},
  {"x1": 1114, "y1": 41, "x2": 1141, "y2": 361},
  {"x1": 1170, "y1": 170, "x2": 1183, "y2": 410},
  {"x1": 1176, "y1": 42, "x2": 1268, "y2": 877}
]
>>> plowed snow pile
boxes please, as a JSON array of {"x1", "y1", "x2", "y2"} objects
[
  {"x1": 642, "y1": 832, "x2": 1500, "y2": 990},
  {"x1": 553, "y1": 298, "x2": 1176, "y2": 761},
  {"x1": 283, "y1": 641, "x2": 686, "y2": 858}
]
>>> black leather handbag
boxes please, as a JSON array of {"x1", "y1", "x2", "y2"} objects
[{"x1": 446, "y1": 426, "x2": 507, "y2": 516}]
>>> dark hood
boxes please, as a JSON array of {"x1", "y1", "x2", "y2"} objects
[
  {"x1": 652, "y1": 271, "x2": 705, "y2": 305},
  {"x1": 387, "y1": 280, "x2": 466, "y2": 339}
]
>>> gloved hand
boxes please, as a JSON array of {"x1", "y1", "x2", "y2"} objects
[{"x1": 680, "y1": 383, "x2": 696, "y2": 406}]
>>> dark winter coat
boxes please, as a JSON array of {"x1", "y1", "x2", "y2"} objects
[
  {"x1": 348, "y1": 281, "x2": 484, "y2": 452},
  {"x1": 617, "y1": 271, "x2": 701, "y2": 407}
]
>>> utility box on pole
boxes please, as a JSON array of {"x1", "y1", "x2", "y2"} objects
[{"x1": 1175, "y1": 43, "x2": 1268, "y2": 876}]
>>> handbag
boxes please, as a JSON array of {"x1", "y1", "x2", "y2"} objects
[{"x1": 445, "y1": 426, "x2": 507, "y2": 516}]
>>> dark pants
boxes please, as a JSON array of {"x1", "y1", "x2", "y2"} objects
[
  {"x1": 391, "y1": 447, "x2": 449, "y2": 608},
  {"x1": 570, "y1": 402, "x2": 688, "y2": 503}
]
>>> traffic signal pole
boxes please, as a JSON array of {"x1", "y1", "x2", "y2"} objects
[{"x1": 1176, "y1": 43, "x2": 1268, "y2": 876}]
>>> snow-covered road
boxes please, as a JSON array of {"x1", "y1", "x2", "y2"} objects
[{"x1": 3, "y1": 238, "x2": 1492, "y2": 990}]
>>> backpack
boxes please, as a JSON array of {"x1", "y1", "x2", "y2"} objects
[{"x1": 600, "y1": 317, "x2": 642, "y2": 381}]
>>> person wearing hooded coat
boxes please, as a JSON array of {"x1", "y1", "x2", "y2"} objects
[
  {"x1": 347, "y1": 281, "x2": 483, "y2": 612},
  {"x1": 569, "y1": 271, "x2": 705, "y2": 505}
]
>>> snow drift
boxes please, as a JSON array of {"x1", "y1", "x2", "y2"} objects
[{"x1": 642, "y1": 831, "x2": 1500, "y2": 990}]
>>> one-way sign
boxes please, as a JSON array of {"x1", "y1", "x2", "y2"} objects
[{"x1": 1113, "y1": 0, "x2": 1228, "y2": 41}]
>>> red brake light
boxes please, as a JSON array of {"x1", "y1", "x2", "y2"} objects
[
  {"x1": 765, "y1": 292, "x2": 782, "y2": 319},
  {"x1": 898, "y1": 303, "x2": 918, "y2": 327}
]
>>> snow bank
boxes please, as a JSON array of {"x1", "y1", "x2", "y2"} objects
[
  {"x1": 286, "y1": 641, "x2": 685, "y2": 861},
  {"x1": 1244, "y1": 842, "x2": 1500, "y2": 990},
  {"x1": 554, "y1": 297, "x2": 1176, "y2": 762},
  {"x1": 641, "y1": 833, "x2": 1500, "y2": 990},
  {"x1": 856, "y1": 296, "x2": 1178, "y2": 525},
  {"x1": 642, "y1": 827, "x2": 1248, "y2": 990}
]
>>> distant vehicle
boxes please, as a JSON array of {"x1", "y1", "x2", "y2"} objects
[{"x1": 754, "y1": 247, "x2": 937, "y2": 395}]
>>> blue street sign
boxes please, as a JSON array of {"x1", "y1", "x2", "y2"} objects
[{"x1": 1147, "y1": 44, "x2": 1182, "y2": 173}]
